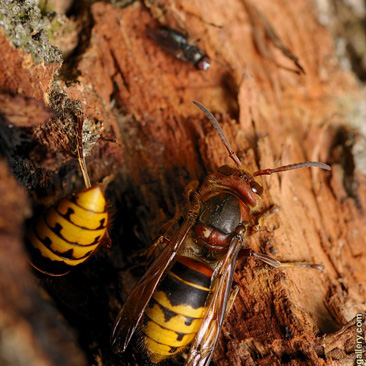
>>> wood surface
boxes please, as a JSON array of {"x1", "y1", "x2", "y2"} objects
[{"x1": 0, "y1": 1, "x2": 365, "y2": 365}]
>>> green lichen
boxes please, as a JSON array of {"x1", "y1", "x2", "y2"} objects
[
  {"x1": 48, "y1": 17, "x2": 63, "y2": 35},
  {"x1": 38, "y1": 0, "x2": 54, "y2": 15},
  {"x1": 0, "y1": 0, "x2": 62, "y2": 64}
]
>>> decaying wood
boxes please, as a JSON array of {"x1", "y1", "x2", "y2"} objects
[
  {"x1": 0, "y1": 0, "x2": 365, "y2": 366},
  {"x1": 0, "y1": 93, "x2": 54, "y2": 127}
]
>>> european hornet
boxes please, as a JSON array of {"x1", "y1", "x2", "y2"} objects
[
  {"x1": 26, "y1": 116, "x2": 111, "y2": 276},
  {"x1": 147, "y1": 26, "x2": 211, "y2": 71},
  {"x1": 111, "y1": 102, "x2": 330, "y2": 365}
]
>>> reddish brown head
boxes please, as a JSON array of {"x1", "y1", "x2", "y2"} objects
[{"x1": 214, "y1": 165, "x2": 263, "y2": 207}]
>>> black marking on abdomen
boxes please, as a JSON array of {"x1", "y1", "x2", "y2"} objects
[
  {"x1": 184, "y1": 317, "x2": 194, "y2": 326},
  {"x1": 168, "y1": 346, "x2": 179, "y2": 354},
  {"x1": 170, "y1": 261, "x2": 212, "y2": 289},
  {"x1": 144, "y1": 313, "x2": 192, "y2": 343},
  {"x1": 60, "y1": 207, "x2": 75, "y2": 222},
  {"x1": 26, "y1": 239, "x2": 73, "y2": 275},
  {"x1": 49, "y1": 222, "x2": 101, "y2": 246},
  {"x1": 97, "y1": 218, "x2": 106, "y2": 229},
  {"x1": 37, "y1": 234, "x2": 52, "y2": 249},
  {"x1": 56, "y1": 207, "x2": 107, "y2": 230},
  {"x1": 149, "y1": 297, "x2": 197, "y2": 324},
  {"x1": 156, "y1": 272, "x2": 210, "y2": 309},
  {"x1": 33, "y1": 227, "x2": 94, "y2": 259}
]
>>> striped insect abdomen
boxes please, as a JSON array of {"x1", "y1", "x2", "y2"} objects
[
  {"x1": 26, "y1": 185, "x2": 108, "y2": 276},
  {"x1": 142, "y1": 256, "x2": 213, "y2": 363}
]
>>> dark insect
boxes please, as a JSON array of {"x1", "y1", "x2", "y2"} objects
[
  {"x1": 111, "y1": 102, "x2": 330, "y2": 365},
  {"x1": 147, "y1": 26, "x2": 210, "y2": 71},
  {"x1": 26, "y1": 116, "x2": 111, "y2": 276}
]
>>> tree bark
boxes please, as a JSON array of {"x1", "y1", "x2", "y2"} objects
[{"x1": 0, "y1": 1, "x2": 365, "y2": 366}]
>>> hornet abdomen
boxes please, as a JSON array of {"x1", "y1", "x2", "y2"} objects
[
  {"x1": 26, "y1": 185, "x2": 108, "y2": 276},
  {"x1": 142, "y1": 256, "x2": 213, "y2": 363}
]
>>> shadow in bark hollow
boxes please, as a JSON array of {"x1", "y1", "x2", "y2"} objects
[{"x1": 329, "y1": 126, "x2": 361, "y2": 211}]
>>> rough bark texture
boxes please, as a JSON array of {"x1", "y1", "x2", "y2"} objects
[{"x1": 0, "y1": 1, "x2": 365, "y2": 366}]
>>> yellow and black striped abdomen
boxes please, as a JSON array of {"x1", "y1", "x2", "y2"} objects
[
  {"x1": 142, "y1": 256, "x2": 213, "y2": 363},
  {"x1": 26, "y1": 185, "x2": 108, "y2": 276}
]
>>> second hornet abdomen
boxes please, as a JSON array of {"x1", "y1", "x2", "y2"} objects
[
  {"x1": 26, "y1": 186, "x2": 108, "y2": 276},
  {"x1": 143, "y1": 256, "x2": 213, "y2": 363}
]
